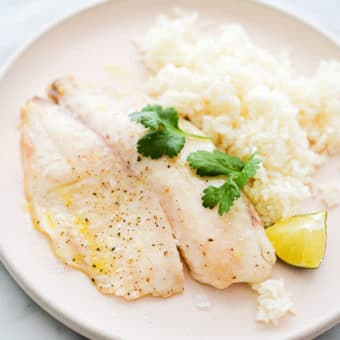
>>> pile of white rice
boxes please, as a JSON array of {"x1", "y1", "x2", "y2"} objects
[
  {"x1": 252, "y1": 278, "x2": 294, "y2": 324},
  {"x1": 138, "y1": 12, "x2": 340, "y2": 226}
]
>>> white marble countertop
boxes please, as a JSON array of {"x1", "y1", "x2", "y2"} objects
[{"x1": 0, "y1": 0, "x2": 339, "y2": 339}]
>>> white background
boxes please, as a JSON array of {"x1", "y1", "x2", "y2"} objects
[{"x1": 0, "y1": 0, "x2": 339, "y2": 339}]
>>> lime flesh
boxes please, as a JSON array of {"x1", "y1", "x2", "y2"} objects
[{"x1": 265, "y1": 211, "x2": 327, "y2": 269}]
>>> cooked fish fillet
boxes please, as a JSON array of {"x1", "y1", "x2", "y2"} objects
[
  {"x1": 21, "y1": 97, "x2": 183, "y2": 299},
  {"x1": 50, "y1": 78, "x2": 276, "y2": 288}
]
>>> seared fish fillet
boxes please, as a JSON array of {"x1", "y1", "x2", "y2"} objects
[
  {"x1": 21, "y1": 98, "x2": 183, "y2": 299},
  {"x1": 50, "y1": 78, "x2": 276, "y2": 288}
]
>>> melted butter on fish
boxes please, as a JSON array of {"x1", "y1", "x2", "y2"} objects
[
  {"x1": 50, "y1": 78, "x2": 276, "y2": 288},
  {"x1": 21, "y1": 98, "x2": 183, "y2": 299}
]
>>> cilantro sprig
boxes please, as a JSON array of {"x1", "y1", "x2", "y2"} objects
[
  {"x1": 130, "y1": 104, "x2": 260, "y2": 216},
  {"x1": 187, "y1": 150, "x2": 261, "y2": 215},
  {"x1": 129, "y1": 105, "x2": 208, "y2": 159}
]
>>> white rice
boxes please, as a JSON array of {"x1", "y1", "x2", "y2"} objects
[
  {"x1": 315, "y1": 182, "x2": 340, "y2": 208},
  {"x1": 252, "y1": 278, "x2": 294, "y2": 325},
  {"x1": 194, "y1": 293, "x2": 211, "y2": 311},
  {"x1": 138, "y1": 12, "x2": 340, "y2": 226}
]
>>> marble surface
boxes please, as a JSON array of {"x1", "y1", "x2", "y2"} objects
[{"x1": 0, "y1": 0, "x2": 339, "y2": 339}]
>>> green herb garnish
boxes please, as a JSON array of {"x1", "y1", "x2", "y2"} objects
[
  {"x1": 187, "y1": 150, "x2": 261, "y2": 215},
  {"x1": 129, "y1": 105, "x2": 208, "y2": 159},
  {"x1": 130, "y1": 104, "x2": 260, "y2": 216}
]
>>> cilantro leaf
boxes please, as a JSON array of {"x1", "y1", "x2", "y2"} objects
[
  {"x1": 137, "y1": 130, "x2": 185, "y2": 159},
  {"x1": 158, "y1": 107, "x2": 180, "y2": 130},
  {"x1": 187, "y1": 149, "x2": 244, "y2": 177},
  {"x1": 234, "y1": 152, "x2": 261, "y2": 189},
  {"x1": 131, "y1": 104, "x2": 262, "y2": 216},
  {"x1": 202, "y1": 178, "x2": 241, "y2": 215},
  {"x1": 129, "y1": 111, "x2": 160, "y2": 130},
  {"x1": 188, "y1": 149, "x2": 261, "y2": 215},
  {"x1": 130, "y1": 105, "x2": 208, "y2": 159},
  {"x1": 130, "y1": 105, "x2": 181, "y2": 132}
]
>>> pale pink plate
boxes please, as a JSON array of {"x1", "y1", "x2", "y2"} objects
[{"x1": 0, "y1": 1, "x2": 339, "y2": 339}]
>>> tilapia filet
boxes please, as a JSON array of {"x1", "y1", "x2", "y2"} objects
[
  {"x1": 21, "y1": 98, "x2": 183, "y2": 299},
  {"x1": 50, "y1": 77, "x2": 276, "y2": 289}
]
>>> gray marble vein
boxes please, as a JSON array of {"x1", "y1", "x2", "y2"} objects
[{"x1": 0, "y1": 0, "x2": 339, "y2": 339}]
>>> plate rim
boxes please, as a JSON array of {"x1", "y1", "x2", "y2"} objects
[{"x1": 0, "y1": 0, "x2": 339, "y2": 339}]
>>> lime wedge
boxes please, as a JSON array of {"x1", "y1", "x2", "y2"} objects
[{"x1": 265, "y1": 211, "x2": 327, "y2": 269}]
